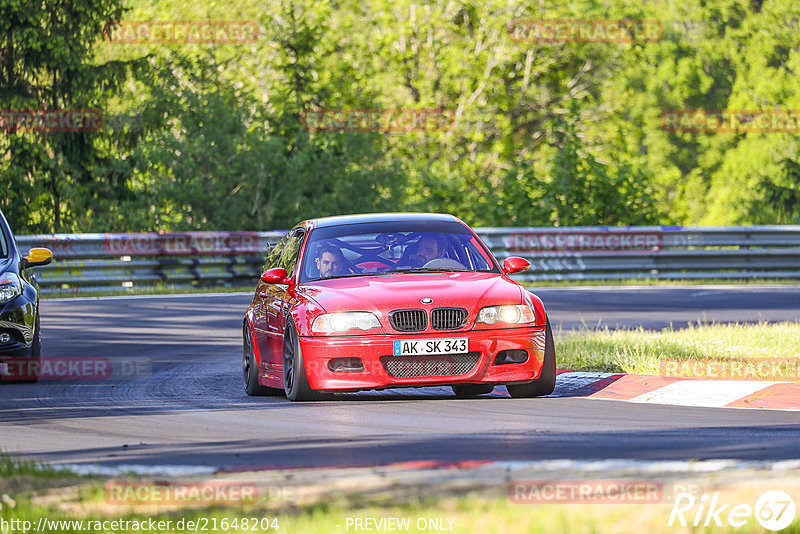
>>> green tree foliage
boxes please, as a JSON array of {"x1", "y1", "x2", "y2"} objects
[
  {"x1": 2, "y1": 0, "x2": 799, "y2": 232},
  {"x1": 498, "y1": 112, "x2": 658, "y2": 227},
  {"x1": 0, "y1": 0, "x2": 145, "y2": 232}
]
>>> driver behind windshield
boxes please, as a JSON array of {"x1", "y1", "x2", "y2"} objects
[
  {"x1": 407, "y1": 233, "x2": 447, "y2": 267},
  {"x1": 316, "y1": 243, "x2": 345, "y2": 278}
]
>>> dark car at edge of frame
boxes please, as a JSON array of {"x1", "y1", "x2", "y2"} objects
[{"x1": 0, "y1": 209, "x2": 53, "y2": 383}]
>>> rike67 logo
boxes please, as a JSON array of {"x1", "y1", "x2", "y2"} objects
[{"x1": 668, "y1": 490, "x2": 796, "y2": 530}]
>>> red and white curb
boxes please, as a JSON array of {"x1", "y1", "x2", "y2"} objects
[{"x1": 552, "y1": 371, "x2": 800, "y2": 411}]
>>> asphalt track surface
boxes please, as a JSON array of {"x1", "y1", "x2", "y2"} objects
[{"x1": 1, "y1": 286, "x2": 799, "y2": 471}]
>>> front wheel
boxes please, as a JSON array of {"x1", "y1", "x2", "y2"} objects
[
  {"x1": 283, "y1": 323, "x2": 323, "y2": 401},
  {"x1": 506, "y1": 320, "x2": 556, "y2": 398}
]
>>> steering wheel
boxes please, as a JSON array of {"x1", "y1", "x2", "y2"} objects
[{"x1": 422, "y1": 258, "x2": 466, "y2": 270}]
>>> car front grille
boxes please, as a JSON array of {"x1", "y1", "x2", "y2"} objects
[
  {"x1": 380, "y1": 351, "x2": 481, "y2": 378},
  {"x1": 431, "y1": 308, "x2": 468, "y2": 330},
  {"x1": 389, "y1": 309, "x2": 427, "y2": 332}
]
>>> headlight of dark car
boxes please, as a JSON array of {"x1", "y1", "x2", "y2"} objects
[{"x1": 0, "y1": 273, "x2": 22, "y2": 304}]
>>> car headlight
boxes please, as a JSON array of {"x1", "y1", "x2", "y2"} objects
[
  {"x1": 312, "y1": 312, "x2": 381, "y2": 334},
  {"x1": 476, "y1": 304, "x2": 535, "y2": 325},
  {"x1": 0, "y1": 273, "x2": 22, "y2": 304}
]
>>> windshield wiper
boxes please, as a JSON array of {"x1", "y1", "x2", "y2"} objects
[
  {"x1": 311, "y1": 272, "x2": 390, "y2": 281},
  {"x1": 311, "y1": 268, "x2": 473, "y2": 281}
]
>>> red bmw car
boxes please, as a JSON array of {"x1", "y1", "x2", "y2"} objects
[{"x1": 242, "y1": 213, "x2": 555, "y2": 401}]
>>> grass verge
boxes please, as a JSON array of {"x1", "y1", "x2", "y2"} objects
[
  {"x1": 3, "y1": 454, "x2": 800, "y2": 534},
  {"x1": 556, "y1": 321, "x2": 800, "y2": 378},
  {"x1": 1, "y1": 454, "x2": 67, "y2": 479},
  {"x1": 3, "y1": 470, "x2": 799, "y2": 533}
]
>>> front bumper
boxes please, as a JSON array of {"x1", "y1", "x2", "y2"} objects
[
  {"x1": 0, "y1": 295, "x2": 36, "y2": 355},
  {"x1": 296, "y1": 325, "x2": 546, "y2": 392}
]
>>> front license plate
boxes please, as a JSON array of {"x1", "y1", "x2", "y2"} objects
[{"x1": 393, "y1": 338, "x2": 468, "y2": 356}]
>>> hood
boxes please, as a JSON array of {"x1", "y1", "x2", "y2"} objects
[{"x1": 298, "y1": 272, "x2": 523, "y2": 315}]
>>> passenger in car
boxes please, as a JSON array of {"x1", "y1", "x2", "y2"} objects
[{"x1": 316, "y1": 243, "x2": 345, "y2": 278}]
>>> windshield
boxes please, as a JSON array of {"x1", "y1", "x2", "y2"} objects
[
  {"x1": 0, "y1": 225, "x2": 7, "y2": 258},
  {"x1": 300, "y1": 220, "x2": 498, "y2": 283}
]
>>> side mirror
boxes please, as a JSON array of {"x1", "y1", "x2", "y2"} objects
[
  {"x1": 502, "y1": 256, "x2": 530, "y2": 275},
  {"x1": 260, "y1": 268, "x2": 290, "y2": 285},
  {"x1": 24, "y1": 248, "x2": 54, "y2": 268}
]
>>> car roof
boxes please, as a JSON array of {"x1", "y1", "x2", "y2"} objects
[{"x1": 305, "y1": 212, "x2": 462, "y2": 229}]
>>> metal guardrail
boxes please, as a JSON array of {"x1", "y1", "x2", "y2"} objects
[
  {"x1": 16, "y1": 231, "x2": 287, "y2": 293},
  {"x1": 481, "y1": 225, "x2": 800, "y2": 281},
  {"x1": 15, "y1": 226, "x2": 800, "y2": 293}
]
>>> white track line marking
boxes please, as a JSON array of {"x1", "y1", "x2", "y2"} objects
[
  {"x1": 53, "y1": 463, "x2": 217, "y2": 476},
  {"x1": 483, "y1": 459, "x2": 800, "y2": 473},
  {"x1": 630, "y1": 380, "x2": 777, "y2": 408},
  {"x1": 51, "y1": 459, "x2": 800, "y2": 476}
]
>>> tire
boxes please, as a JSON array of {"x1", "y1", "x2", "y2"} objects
[
  {"x1": 25, "y1": 314, "x2": 41, "y2": 383},
  {"x1": 243, "y1": 324, "x2": 280, "y2": 396},
  {"x1": 506, "y1": 320, "x2": 556, "y2": 398},
  {"x1": 30, "y1": 313, "x2": 41, "y2": 358},
  {"x1": 3, "y1": 314, "x2": 41, "y2": 384},
  {"x1": 282, "y1": 322, "x2": 323, "y2": 401},
  {"x1": 452, "y1": 384, "x2": 495, "y2": 398}
]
